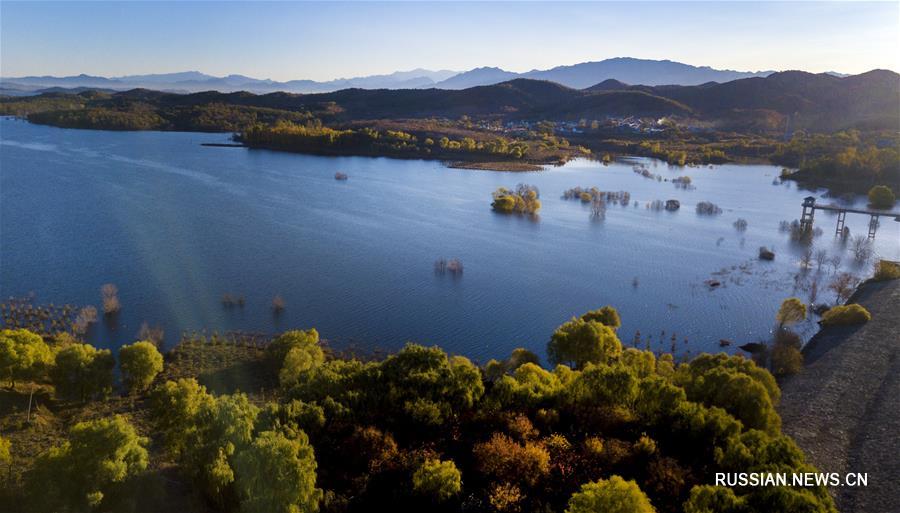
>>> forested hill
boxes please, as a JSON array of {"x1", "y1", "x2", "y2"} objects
[
  {"x1": 601, "y1": 70, "x2": 900, "y2": 132},
  {"x1": 2, "y1": 69, "x2": 898, "y2": 134}
]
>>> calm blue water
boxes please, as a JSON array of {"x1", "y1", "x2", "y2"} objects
[{"x1": 2, "y1": 117, "x2": 898, "y2": 362}]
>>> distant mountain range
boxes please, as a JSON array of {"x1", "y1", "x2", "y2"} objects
[
  {"x1": 0, "y1": 69, "x2": 459, "y2": 96},
  {"x1": 13, "y1": 69, "x2": 893, "y2": 134},
  {"x1": 437, "y1": 58, "x2": 777, "y2": 89},
  {"x1": 1, "y1": 58, "x2": 785, "y2": 95},
  {"x1": 261, "y1": 70, "x2": 899, "y2": 132}
]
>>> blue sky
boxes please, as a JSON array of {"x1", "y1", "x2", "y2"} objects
[{"x1": 1, "y1": 1, "x2": 897, "y2": 80}]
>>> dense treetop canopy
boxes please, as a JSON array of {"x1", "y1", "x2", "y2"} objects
[{"x1": 0, "y1": 304, "x2": 836, "y2": 513}]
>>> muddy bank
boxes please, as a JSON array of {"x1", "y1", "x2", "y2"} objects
[{"x1": 779, "y1": 279, "x2": 900, "y2": 513}]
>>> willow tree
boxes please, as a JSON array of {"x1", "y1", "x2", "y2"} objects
[
  {"x1": 119, "y1": 340, "x2": 164, "y2": 395},
  {"x1": 0, "y1": 329, "x2": 52, "y2": 388},
  {"x1": 547, "y1": 317, "x2": 623, "y2": 369},
  {"x1": 234, "y1": 430, "x2": 322, "y2": 513},
  {"x1": 566, "y1": 476, "x2": 655, "y2": 513},
  {"x1": 27, "y1": 416, "x2": 148, "y2": 511}
]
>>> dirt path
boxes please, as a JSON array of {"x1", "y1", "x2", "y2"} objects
[{"x1": 779, "y1": 279, "x2": 900, "y2": 513}]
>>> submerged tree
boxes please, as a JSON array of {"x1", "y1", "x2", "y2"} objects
[
  {"x1": 775, "y1": 298, "x2": 806, "y2": 328},
  {"x1": 101, "y1": 283, "x2": 121, "y2": 315},
  {"x1": 491, "y1": 184, "x2": 541, "y2": 214}
]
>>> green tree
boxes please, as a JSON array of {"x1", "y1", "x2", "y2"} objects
[
  {"x1": 566, "y1": 475, "x2": 655, "y2": 513},
  {"x1": 278, "y1": 334, "x2": 326, "y2": 388},
  {"x1": 677, "y1": 364, "x2": 781, "y2": 434},
  {"x1": 412, "y1": 458, "x2": 462, "y2": 502},
  {"x1": 681, "y1": 353, "x2": 780, "y2": 405},
  {"x1": 569, "y1": 363, "x2": 639, "y2": 410},
  {"x1": 490, "y1": 362, "x2": 562, "y2": 410},
  {"x1": 506, "y1": 347, "x2": 540, "y2": 370},
  {"x1": 821, "y1": 304, "x2": 871, "y2": 325},
  {"x1": 867, "y1": 185, "x2": 896, "y2": 209},
  {"x1": 150, "y1": 378, "x2": 215, "y2": 455},
  {"x1": 580, "y1": 305, "x2": 622, "y2": 330},
  {"x1": 186, "y1": 393, "x2": 260, "y2": 501},
  {"x1": 0, "y1": 436, "x2": 10, "y2": 481},
  {"x1": 234, "y1": 430, "x2": 322, "y2": 513},
  {"x1": 27, "y1": 416, "x2": 148, "y2": 511},
  {"x1": 268, "y1": 329, "x2": 320, "y2": 369},
  {"x1": 50, "y1": 343, "x2": 114, "y2": 402},
  {"x1": 548, "y1": 317, "x2": 622, "y2": 368},
  {"x1": 0, "y1": 329, "x2": 53, "y2": 388},
  {"x1": 119, "y1": 340, "x2": 164, "y2": 395},
  {"x1": 621, "y1": 348, "x2": 656, "y2": 378},
  {"x1": 379, "y1": 344, "x2": 484, "y2": 427},
  {"x1": 770, "y1": 330, "x2": 803, "y2": 378},
  {"x1": 683, "y1": 485, "x2": 744, "y2": 513}
]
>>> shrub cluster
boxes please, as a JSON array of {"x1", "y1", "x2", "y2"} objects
[
  {"x1": 820, "y1": 304, "x2": 872, "y2": 326},
  {"x1": 491, "y1": 184, "x2": 542, "y2": 214},
  {"x1": 873, "y1": 260, "x2": 900, "y2": 281}
]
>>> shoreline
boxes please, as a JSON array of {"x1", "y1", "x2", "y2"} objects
[{"x1": 779, "y1": 278, "x2": 900, "y2": 513}]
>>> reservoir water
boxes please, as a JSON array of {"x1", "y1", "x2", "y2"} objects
[{"x1": 2, "y1": 118, "x2": 898, "y2": 362}]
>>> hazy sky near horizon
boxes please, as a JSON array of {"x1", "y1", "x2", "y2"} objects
[{"x1": 2, "y1": 1, "x2": 898, "y2": 80}]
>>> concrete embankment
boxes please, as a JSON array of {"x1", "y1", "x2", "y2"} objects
[{"x1": 779, "y1": 279, "x2": 900, "y2": 513}]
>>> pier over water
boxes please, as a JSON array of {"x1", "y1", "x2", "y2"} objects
[{"x1": 799, "y1": 196, "x2": 900, "y2": 239}]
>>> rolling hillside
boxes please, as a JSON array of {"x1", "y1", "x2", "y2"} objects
[{"x1": 3, "y1": 70, "x2": 898, "y2": 134}]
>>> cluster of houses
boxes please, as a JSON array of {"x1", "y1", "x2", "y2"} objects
[{"x1": 477, "y1": 117, "x2": 675, "y2": 136}]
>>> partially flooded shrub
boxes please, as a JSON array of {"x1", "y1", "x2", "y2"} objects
[
  {"x1": 695, "y1": 201, "x2": 722, "y2": 215},
  {"x1": 647, "y1": 200, "x2": 665, "y2": 211},
  {"x1": 73, "y1": 306, "x2": 98, "y2": 334},
  {"x1": 632, "y1": 164, "x2": 661, "y2": 181},
  {"x1": 814, "y1": 249, "x2": 829, "y2": 272},
  {"x1": 733, "y1": 218, "x2": 748, "y2": 231},
  {"x1": 672, "y1": 176, "x2": 693, "y2": 189},
  {"x1": 562, "y1": 187, "x2": 630, "y2": 206},
  {"x1": 272, "y1": 295, "x2": 286, "y2": 314},
  {"x1": 829, "y1": 272, "x2": 860, "y2": 303},
  {"x1": 137, "y1": 322, "x2": 165, "y2": 347},
  {"x1": 781, "y1": 219, "x2": 821, "y2": 242},
  {"x1": 850, "y1": 235, "x2": 873, "y2": 263},
  {"x1": 492, "y1": 184, "x2": 541, "y2": 214},
  {"x1": 590, "y1": 198, "x2": 606, "y2": 220},
  {"x1": 101, "y1": 283, "x2": 120, "y2": 315},
  {"x1": 435, "y1": 258, "x2": 464, "y2": 276},
  {"x1": 775, "y1": 298, "x2": 806, "y2": 327}
]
